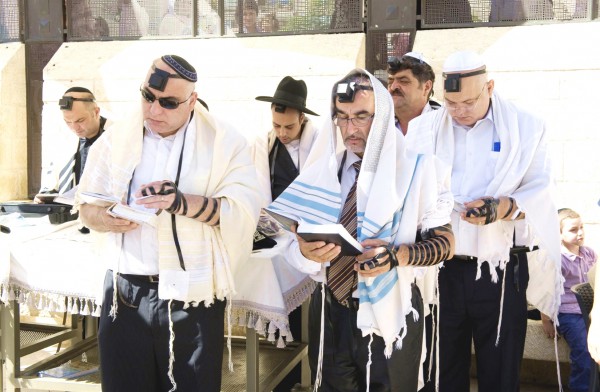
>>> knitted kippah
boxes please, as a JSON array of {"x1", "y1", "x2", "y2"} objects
[{"x1": 161, "y1": 55, "x2": 197, "y2": 82}]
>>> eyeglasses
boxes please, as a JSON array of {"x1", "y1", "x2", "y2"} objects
[
  {"x1": 140, "y1": 88, "x2": 193, "y2": 110},
  {"x1": 333, "y1": 114, "x2": 374, "y2": 127},
  {"x1": 444, "y1": 83, "x2": 487, "y2": 113}
]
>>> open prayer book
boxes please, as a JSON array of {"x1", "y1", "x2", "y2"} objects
[
  {"x1": 80, "y1": 191, "x2": 158, "y2": 226},
  {"x1": 79, "y1": 191, "x2": 121, "y2": 207},
  {"x1": 264, "y1": 209, "x2": 364, "y2": 256},
  {"x1": 106, "y1": 203, "x2": 158, "y2": 227}
]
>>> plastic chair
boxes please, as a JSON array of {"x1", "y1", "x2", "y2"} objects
[{"x1": 571, "y1": 282, "x2": 600, "y2": 392}]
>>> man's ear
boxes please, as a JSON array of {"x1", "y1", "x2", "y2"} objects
[
  {"x1": 423, "y1": 80, "x2": 433, "y2": 97},
  {"x1": 487, "y1": 79, "x2": 495, "y2": 96}
]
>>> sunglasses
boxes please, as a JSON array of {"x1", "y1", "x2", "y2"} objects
[{"x1": 140, "y1": 88, "x2": 193, "y2": 110}]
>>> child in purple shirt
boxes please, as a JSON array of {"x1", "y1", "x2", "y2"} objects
[{"x1": 544, "y1": 208, "x2": 597, "y2": 392}]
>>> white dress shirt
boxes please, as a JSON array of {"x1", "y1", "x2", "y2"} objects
[{"x1": 451, "y1": 107, "x2": 500, "y2": 257}]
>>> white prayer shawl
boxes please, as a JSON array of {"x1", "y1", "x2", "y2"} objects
[
  {"x1": 268, "y1": 69, "x2": 452, "y2": 357},
  {"x1": 76, "y1": 102, "x2": 261, "y2": 306},
  {"x1": 406, "y1": 92, "x2": 562, "y2": 319}
]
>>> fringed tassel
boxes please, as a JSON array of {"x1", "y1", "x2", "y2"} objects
[
  {"x1": 313, "y1": 284, "x2": 326, "y2": 392},
  {"x1": 267, "y1": 321, "x2": 277, "y2": 342},
  {"x1": 277, "y1": 335, "x2": 285, "y2": 348},
  {"x1": 92, "y1": 304, "x2": 102, "y2": 317},
  {"x1": 366, "y1": 332, "x2": 374, "y2": 392},
  {"x1": 167, "y1": 299, "x2": 177, "y2": 392},
  {"x1": 109, "y1": 271, "x2": 118, "y2": 321},
  {"x1": 254, "y1": 316, "x2": 264, "y2": 334},
  {"x1": 82, "y1": 299, "x2": 90, "y2": 316},
  {"x1": 72, "y1": 298, "x2": 80, "y2": 315},
  {"x1": 552, "y1": 322, "x2": 564, "y2": 391},
  {"x1": 227, "y1": 299, "x2": 234, "y2": 372},
  {"x1": 495, "y1": 267, "x2": 508, "y2": 346}
]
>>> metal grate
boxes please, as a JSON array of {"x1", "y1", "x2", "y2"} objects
[
  {"x1": 366, "y1": 31, "x2": 413, "y2": 82},
  {"x1": 421, "y1": 0, "x2": 592, "y2": 27},
  {"x1": 224, "y1": 0, "x2": 361, "y2": 36},
  {"x1": 66, "y1": 0, "x2": 363, "y2": 40},
  {"x1": 0, "y1": 0, "x2": 21, "y2": 42}
]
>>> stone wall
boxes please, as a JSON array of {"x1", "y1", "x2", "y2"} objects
[
  {"x1": 40, "y1": 33, "x2": 366, "y2": 190},
  {"x1": 0, "y1": 43, "x2": 27, "y2": 201},
  {"x1": 414, "y1": 22, "x2": 600, "y2": 247}
]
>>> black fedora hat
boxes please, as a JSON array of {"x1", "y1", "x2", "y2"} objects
[{"x1": 256, "y1": 76, "x2": 319, "y2": 116}]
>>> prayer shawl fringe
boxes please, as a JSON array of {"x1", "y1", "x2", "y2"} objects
[
  {"x1": 0, "y1": 284, "x2": 101, "y2": 316},
  {"x1": 268, "y1": 69, "x2": 452, "y2": 386}
]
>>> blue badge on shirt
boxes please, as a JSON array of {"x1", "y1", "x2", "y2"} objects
[{"x1": 492, "y1": 141, "x2": 501, "y2": 152}]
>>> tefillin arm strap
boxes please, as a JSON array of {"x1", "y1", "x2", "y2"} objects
[{"x1": 135, "y1": 124, "x2": 190, "y2": 271}]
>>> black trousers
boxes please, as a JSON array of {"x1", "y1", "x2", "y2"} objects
[
  {"x1": 308, "y1": 283, "x2": 424, "y2": 392},
  {"x1": 438, "y1": 254, "x2": 529, "y2": 392},
  {"x1": 98, "y1": 271, "x2": 226, "y2": 392}
]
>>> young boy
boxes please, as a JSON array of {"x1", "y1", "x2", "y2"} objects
[{"x1": 544, "y1": 208, "x2": 597, "y2": 392}]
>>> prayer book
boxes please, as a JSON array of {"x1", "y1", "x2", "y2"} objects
[
  {"x1": 264, "y1": 209, "x2": 364, "y2": 256},
  {"x1": 79, "y1": 191, "x2": 121, "y2": 207},
  {"x1": 107, "y1": 203, "x2": 158, "y2": 227},
  {"x1": 296, "y1": 222, "x2": 364, "y2": 256}
]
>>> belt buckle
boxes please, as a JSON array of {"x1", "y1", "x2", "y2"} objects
[{"x1": 149, "y1": 275, "x2": 159, "y2": 283}]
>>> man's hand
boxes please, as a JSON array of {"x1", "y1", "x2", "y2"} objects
[
  {"x1": 80, "y1": 204, "x2": 138, "y2": 233},
  {"x1": 540, "y1": 313, "x2": 556, "y2": 339},
  {"x1": 462, "y1": 196, "x2": 514, "y2": 226},
  {"x1": 293, "y1": 225, "x2": 341, "y2": 263},
  {"x1": 134, "y1": 181, "x2": 175, "y2": 211},
  {"x1": 355, "y1": 239, "x2": 394, "y2": 278}
]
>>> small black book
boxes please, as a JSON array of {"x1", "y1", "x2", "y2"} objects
[{"x1": 264, "y1": 209, "x2": 364, "y2": 256}]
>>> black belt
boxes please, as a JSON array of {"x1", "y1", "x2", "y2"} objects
[
  {"x1": 453, "y1": 246, "x2": 539, "y2": 262},
  {"x1": 119, "y1": 273, "x2": 159, "y2": 283}
]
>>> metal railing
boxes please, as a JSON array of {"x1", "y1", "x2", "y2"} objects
[
  {"x1": 65, "y1": 0, "x2": 363, "y2": 41},
  {"x1": 420, "y1": 0, "x2": 597, "y2": 28}
]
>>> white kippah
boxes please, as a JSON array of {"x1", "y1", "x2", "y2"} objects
[
  {"x1": 404, "y1": 51, "x2": 431, "y2": 66},
  {"x1": 442, "y1": 50, "x2": 486, "y2": 73}
]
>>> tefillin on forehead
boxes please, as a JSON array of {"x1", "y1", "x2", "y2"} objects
[
  {"x1": 336, "y1": 81, "x2": 373, "y2": 103},
  {"x1": 59, "y1": 86, "x2": 95, "y2": 111},
  {"x1": 148, "y1": 55, "x2": 198, "y2": 92},
  {"x1": 443, "y1": 67, "x2": 486, "y2": 93}
]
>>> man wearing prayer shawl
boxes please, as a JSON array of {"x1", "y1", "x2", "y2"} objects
[
  {"x1": 267, "y1": 69, "x2": 455, "y2": 391},
  {"x1": 406, "y1": 50, "x2": 562, "y2": 392},
  {"x1": 76, "y1": 55, "x2": 261, "y2": 392}
]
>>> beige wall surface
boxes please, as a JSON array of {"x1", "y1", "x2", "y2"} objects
[
  {"x1": 40, "y1": 33, "x2": 365, "y2": 192},
  {"x1": 414, "y1": 22, "x2": 600, "y2": 249},
  {"x1": 0, "y1": 43, "x2": 27, "y2": 201},
  {"x1": 32, "y1": 24, "x2": 600, "y2": 249}
]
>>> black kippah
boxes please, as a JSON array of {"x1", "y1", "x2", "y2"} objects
[
  {"x1": 64, "y1": 86, "x2": 95, "y2": 99},
  {"x1": 162, "y1": 55, "x2": 197, "y2": 82}
]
